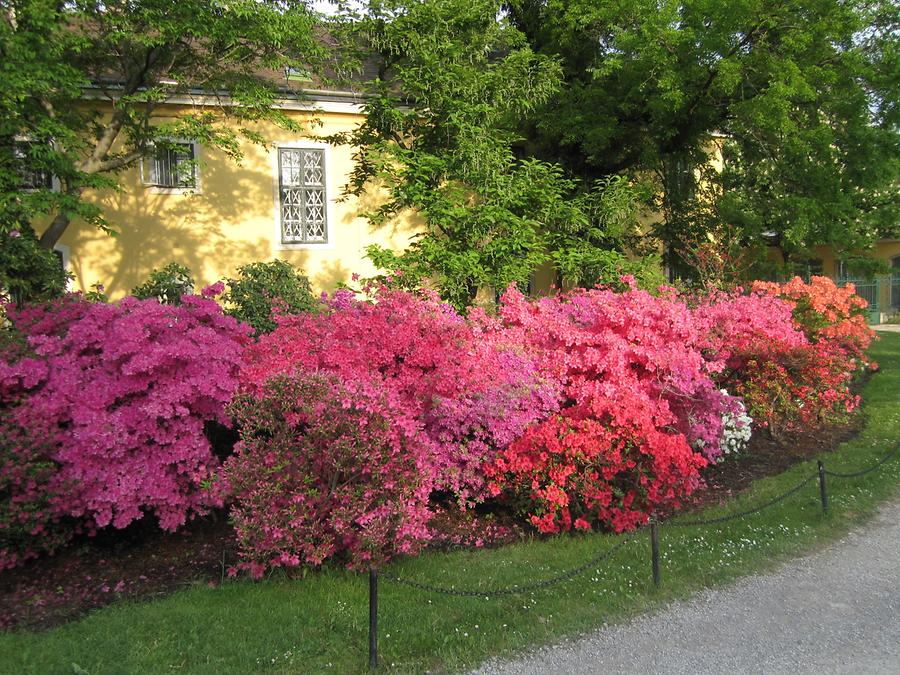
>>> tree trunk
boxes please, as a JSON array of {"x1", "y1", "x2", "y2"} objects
[{"x1": 39, "y1": 211, "x2": 71, "y2": 250}]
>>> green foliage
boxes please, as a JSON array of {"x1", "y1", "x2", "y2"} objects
[
  {"x1": 330, "y1": 0, "x2": 653, "y2": 309},
  {"x1": 82, "y1": 282, "x2": 108, "y2": 304},
  {"x1": 131, "y1": 263, "x2": 194, "y2": 305},
  {"x1": 222, "y1": 259, "x2": 318, "y2": 334},
  {"x1": 1, "y1": 0, "x2": 326, "y2": 249},
  {"x1": 0, "y1": 224, "x2": 67, "y2": 306},
  {"x1": 507, "y1": 0, "x2": 900, "y2": 261}
]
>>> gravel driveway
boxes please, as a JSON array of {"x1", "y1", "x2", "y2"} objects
[{"x1": 474, "y1": 500, "x2": 900, "y2": 675}]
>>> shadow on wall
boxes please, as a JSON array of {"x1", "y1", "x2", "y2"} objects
[
  {"x1": 311, "y1": 258, "x2": 353, "y2": 295},
  {"x1": 67, "y1": 150, "x2": 311, "y2": 297},
  {"x1": 352, "y1": 178, "x2": 425, "y2": 247}
]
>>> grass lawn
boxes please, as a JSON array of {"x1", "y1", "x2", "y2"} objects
[{"x1": 2, "y1": 333, "x2": 898, "y2": 675}]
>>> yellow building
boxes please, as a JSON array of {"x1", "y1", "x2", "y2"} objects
[
  {"x1": 42, "y1": 89, "x2": 422, "y2": 299},
  {"x1": 761, "y1": 240, "x2": 900, "y2": 321},
  {"x1": 35, "y1": 89, "x2": 899, "y2": 318}
]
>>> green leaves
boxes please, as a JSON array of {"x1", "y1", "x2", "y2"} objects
[
  {"x1": 333, "y1": 0, "x2": 655, "y2": 308},
  {"x1": 508, "y1": 0, "x2": 900, "y2": 264}
]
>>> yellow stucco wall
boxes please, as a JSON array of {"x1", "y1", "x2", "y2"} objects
[
  {"x1": 811, "y1": 241, "x2": 900, "y2": 277},
  {"x1": 43, "y1": 102, "x2": 422, "y2": 299}
]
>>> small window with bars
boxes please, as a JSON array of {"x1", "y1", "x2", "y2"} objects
[
  {"x1": 142, "y1": 142, "x2": 197, "y2": 189},
  {"x1": 10, "y1": 140, "x2": 55, "y2": 190},
  {"x1": 278, "y1": 147, "x2": 327, "y2": 244}
]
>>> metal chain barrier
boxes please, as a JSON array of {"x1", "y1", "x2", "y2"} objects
[
  {"x1": 662, "y1": 474, "x2": 818, "y2": 528},
  {"x1": 365, "y1": 444, "x2": 899, "y2": 669},
  {"x1": 381, "y1": 529, "x2": 637, "y2": 598},
  {"x1": 823, "y1": 443, "x2": 899, "y2": 479}
]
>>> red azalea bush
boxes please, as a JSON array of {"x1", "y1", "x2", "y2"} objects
[
  {"x1": 224, "y1": 373, "x2": 432, "y2": 575},
  {"x1": 719, "y1": 342, "x2": 859, "y2": 435},
  {"x1": 484, "y1": 283, "x2": 729, "y2": 534},
  {"x1": 0, "y1": 292, "x2": 250, "y2": 569},
  {"x1": 240, "y1": 287, "x2": 560, "y2": 506}
]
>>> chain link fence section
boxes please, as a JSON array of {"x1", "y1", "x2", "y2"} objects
[
  {"x1": 823, "y1": 444, "x2": 899, "y2": 479},
  {"x1": 381, "y1": 530, "x2": 637, "y2": 598}
]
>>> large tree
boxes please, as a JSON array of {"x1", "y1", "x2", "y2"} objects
[
  {"x1": 1, "y1": 0, "x2": 326, "y2": 250},
  {"x1": 505, "y1": 0, "x2": 900, "y2": 268},
  {"x1": 329, "y1": 0, "x2": 659, "y2": 308}
]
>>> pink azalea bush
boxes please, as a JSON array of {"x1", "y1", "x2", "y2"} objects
[
  {"x1": 0, "y1": 293, "x2": 250, "y2": 569},
  {"x1": 224, "y1": 373, "x2": 432, "y2": 575},
  {"x1": 484, "y1": 282, "x2": 740, "y2": 534},
  {"x1": 240, "y1": 287, "x2": 560, "y2": 506},
  {"x1": 692, "y1": 284, "x2": 867, "y2": 436}
]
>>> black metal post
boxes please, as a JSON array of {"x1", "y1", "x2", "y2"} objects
[
  {"x1": 369, "y1": 568, "x2": 378, "y2": 671},
  {"x1": 817, "y1": 461, "x2": 828, "y2": 514},
  {"x1": 650, "y1": 519, "x2": 660, "y2": 587}
]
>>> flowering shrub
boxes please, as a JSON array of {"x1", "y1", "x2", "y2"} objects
[
  {"x1": 720, "y1": 342, "x2": 860, "y2": 435},
  {"x1": 751, "y1": 276, "x2": 875, "y2": 366},
  {"x1": 240, "y1": 287, "x2": 559, "y2": 505},
  {"x1": 717, "y1": 395, "x2": 753, "y2": 459},
  {"x1": 0, "y1": 411, "x2": 75, "y2": 570},
  {"x1": 0, "y1": 292, "x2": 250, "y2": 567},
  {"x1": 484, "y1": 284, "x2": 724, "y2": 534},
  {"x1": 224, "y1": 374, "x2": 432, "y2": 574},
  {"x1": 691, "y1": 290, "x2": 807, "y2": 368},
  {"x1": 693, "y1": 285, "x2": 865, "y2": 435}
]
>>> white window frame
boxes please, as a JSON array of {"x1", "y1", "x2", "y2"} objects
[
  {"x1": 52, "y1": 244, "x2": 72, "y2": 290},
  {"x1": 12, "y1": 136, "x2": 61, "y2": 192},
  {"x1": 140, "y1": 139, "x2": 201, "y2": 194},
  {"x1": 271, "y1": 140, "x2": 335, "y2": 251}
]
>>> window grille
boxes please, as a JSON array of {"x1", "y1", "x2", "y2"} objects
[
  {"x1": 278, "y1": 148, "x2": 327, "y2": 244},
  {"x1": 143, "y1": 142, "x2": 196, "y2": 188},
  {"x1": 11, "y1": 141, "x2": 54, "y2": 190}
]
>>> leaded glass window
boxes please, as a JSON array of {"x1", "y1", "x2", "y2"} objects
[{"x1": 278, "y1": 148, "x2": 327, "y2": 244}]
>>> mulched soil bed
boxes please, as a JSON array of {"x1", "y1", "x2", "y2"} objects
[{"x1": 0, "y1": 418, "x2": 865, "y2": 632}]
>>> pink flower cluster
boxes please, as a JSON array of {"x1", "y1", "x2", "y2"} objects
[
  {"x1": 224, "y1": 373, "x2": 432, "y2": 575},
  {"x1": 1, "y1": 275, "x2": 873, "y2": 574},
  {"x1": 484, "y1": 284, "x2": 738, "y2": 534},
  {"x1": 0, "y1": 294, "x2": 249, "y2": 569},
  {"x1": 241, "y1": 287, "x2": 560, "y2": 505}
]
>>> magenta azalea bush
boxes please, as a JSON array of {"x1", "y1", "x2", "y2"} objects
[
  {"x1": 0, "y1": 293, "x2": 249, "y2": 569},
  {"x1": 224, "y1": 373, "x2": 432, "y2": 576},
  {"x1": 240, "y1": 287, "x2": 560, "y2": 506}
]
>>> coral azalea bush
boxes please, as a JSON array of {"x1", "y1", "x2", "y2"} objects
[
  {"x1": 0, "y1": 293, "x2": 249, "y2": 570},
  {"x1": 751, "y1": 276, "x2": 875, "y2": 366},
  {"x1": 224, "y1": 374, "x2": 432, "y2": 575},
  {"x1": 484, "y1": 283, "x2": 737, "y2": 534}
]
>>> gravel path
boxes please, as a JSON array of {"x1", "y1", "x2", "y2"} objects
[{"x1": 475, "y1": 500, "x2": 900, "y2": 675}]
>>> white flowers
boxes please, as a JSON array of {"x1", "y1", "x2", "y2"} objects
[{"x1": 719, "y1": 391, "x2": 752, "y2": 460}]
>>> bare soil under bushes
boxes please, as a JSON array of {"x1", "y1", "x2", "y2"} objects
[{"x1": 0, "y1": 416, "x2": 866, "y2": 632}]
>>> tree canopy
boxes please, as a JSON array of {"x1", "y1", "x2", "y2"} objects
[
  {"x1": 329, "y1": 0, "x2": 658, "y2": 308},
  {"x1": 505, "y1": 0, "x2": 899, "y2": 266}
]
